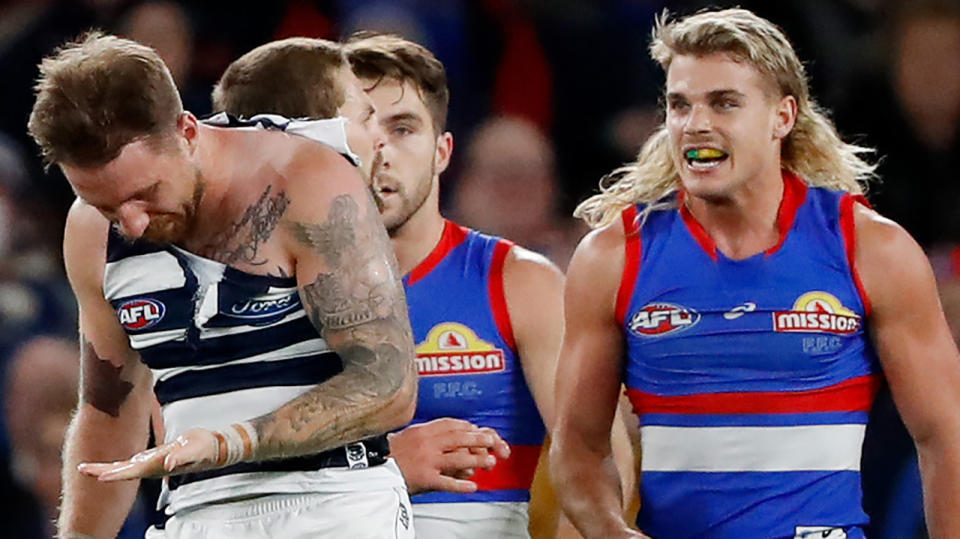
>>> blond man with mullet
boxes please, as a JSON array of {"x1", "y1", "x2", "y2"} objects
[{"x1": 551, "y1": 8, "x2": 960, "y2": 539}]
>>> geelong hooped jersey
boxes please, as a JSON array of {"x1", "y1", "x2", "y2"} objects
[
  {"x1": 620, "y1": 171, "x2": 881, "y2": 539},
  {"x1": 101, "y1": 115, "x2": 378, "y2": 514},
  {"x1": 104, "y1": 231, "x2": 351, "y2": 512},
  {"x1": 405, "y1": 221, "x2": 546, "y2": 504}
]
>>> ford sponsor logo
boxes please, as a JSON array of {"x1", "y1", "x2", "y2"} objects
[{"x1": 226, "y1": 293, "x2": 300, "y2": 319}]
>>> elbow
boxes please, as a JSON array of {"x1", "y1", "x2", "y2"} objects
[
  {"x1": 378, "y1": 360, "x2": 418, "y2": 432},
  {"x1": 549, "y1": 424, "x2": 574, "y2": 480}
]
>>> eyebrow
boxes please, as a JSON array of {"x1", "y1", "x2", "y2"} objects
[
  {"x1": 89, "y1": 182, "x2": 159, "y2": 213},
  {"x1": 383, "y1": 112, "x2": 423, "y2": 125},
  {"x1": 666, "y1": 89, "x2": 747, "y2": 100}
]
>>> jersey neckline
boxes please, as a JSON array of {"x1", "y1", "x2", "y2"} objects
[
  {"x1": 677, "y1": 169, "x2": 808, "y2": 261},
  {"x1": 406, "y1": 220, "x2": 470, "y2": 286}
]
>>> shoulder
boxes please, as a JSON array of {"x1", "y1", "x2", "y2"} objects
[
  {"x1": 571, "y1": 215, "x2": 629, "y2": 277},
  {"x1": 852, "y1": 201, "x2": 922, "y2": 268},
  {"x1": 852, "y1": 201, "x2": 931, "y2": 308},
  {"x1": 564, "y1": 217, "x2": 630, "y2": 314},
  {"x1": 64, "y1": 198, "x2": 110, "y2": 293},
  {"x1": 502, "y1": 244, "x2": 564, "y2": 293},
  {"x1": 271, "y1": 134, "x2": 368, "y2": 215}
]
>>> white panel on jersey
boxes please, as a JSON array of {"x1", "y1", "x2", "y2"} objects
[
  {"x1": 204, "y1": 112, "x2": 361, "y2": 166},
  {"x1": 129, "y1": 328, "x2": 188, "y2": 350},
  {"x1": 640, "y1": 424, "x2": 865, "y2": 472},
  {"x1": 161, "y1": 384, "x2": 318, "y2": 440},
  {"x1": 104, "y1": 252, "x2": 186, "y2": 298}
]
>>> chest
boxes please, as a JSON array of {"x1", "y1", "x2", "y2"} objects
[
  {"x1": 404, "y1": 251, "x2": 520, "y2": 419},
  {"x1": 622, "y1": 214, "x2": 874, "y2": 392}
]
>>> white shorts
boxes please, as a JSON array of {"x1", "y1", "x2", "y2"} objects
[
  {"x1": 146, "y1": 462, "x2": 414, "y2": 539},
  {"x1": 412, "y1": 501, "x2": 530, "y2": 539}
]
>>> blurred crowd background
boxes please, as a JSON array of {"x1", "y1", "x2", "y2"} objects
[{"x1": 1, "y1": 0, "x2": 959, "y2": 537}]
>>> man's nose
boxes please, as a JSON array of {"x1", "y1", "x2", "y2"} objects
[
  {"x1": 685, "y1": 103, "x2": 713, "y2": 133},
  {"x1": 115, "y1": 202, "x2": 150, "y2": 239},
  {"x1": 371, "y1": 119, "x2": 387, "y2": 151}
]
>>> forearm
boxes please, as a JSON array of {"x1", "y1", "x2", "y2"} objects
[
  {"x1": 248, "y1": 342, "x2": 417, "y2": 460},
  {"x1": 258, "y1": 191, "x2": 416, "y2": 460},
  {"x1": 917, "y1": 439, "x2": 960, "y2": 538},
  {"x1": 550, "y1": 437, "x2": 634, "y2": 539},
  {"x1": 59, "y1": 406, "x2": 149, "y2": 538}
]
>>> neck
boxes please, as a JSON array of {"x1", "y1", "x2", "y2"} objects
[
  {"x1": 684, "y1": 164, "x2": 785, "y2": 259},
  {"x1": 183, "y1": 126, "x2": 273, "y2": 250},
  {"x1": 390, "y1": 190, "x2": 445, "y2": 276}
]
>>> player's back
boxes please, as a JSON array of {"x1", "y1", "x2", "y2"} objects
[
  {"x1": 403, "y1": 221, "x2": 545, "y2": 538},
  {"x1": 620, "y1": 172, "x2": 880, "y2": 539}
]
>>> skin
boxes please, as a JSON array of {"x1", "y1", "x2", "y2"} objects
[
  {"x1": 365, "y1": 76, "x2": 576, "y2": 518},
  {"x1": 665, "y1": 53, "x2": 796, "y2": 259},
  {"x1": 337, "y1": 65, "x2": 388, "y2": 183},
  {"x1": 59, "y1": 202, "x2": 156, "y2": 538},
  {"x1": 60, "y1": 109, "x2": 417, "y2": 537},
  {"x1": 551, "y1": 51, "x2": 960, "y2": 538}
]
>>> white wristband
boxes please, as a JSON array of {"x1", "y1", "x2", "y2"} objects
[{"x1": 213, "y1": 421, "x2": 259, "y2": 466}]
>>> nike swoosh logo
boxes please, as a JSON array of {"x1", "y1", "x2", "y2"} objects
[{"x1": 723, "y1": 301, "x2": 757, "y2": 320}]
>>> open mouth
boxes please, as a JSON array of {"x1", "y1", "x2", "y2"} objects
[{"x1": 684, "y1": 147, "x2": 729, "y2": 170}]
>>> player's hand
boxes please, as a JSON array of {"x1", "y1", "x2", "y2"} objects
[
  {"x1": 77, "y1": 428, "x2": 219, "y2": 481},
  {"x1": 389, "y1": 418, "x2": 511, "y2": 495}
]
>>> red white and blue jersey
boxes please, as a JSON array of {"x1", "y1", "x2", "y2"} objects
[
  {"x1": 619, "y1": 171, "x2": 881, "y2": 539},
  {"x1": 405, "y1": 221, "x2": 546, "y2": 504}
]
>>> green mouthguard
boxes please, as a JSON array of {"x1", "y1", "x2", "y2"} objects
[{"x1": 686, "y1": 148, "x2": 725, "y2": 160}]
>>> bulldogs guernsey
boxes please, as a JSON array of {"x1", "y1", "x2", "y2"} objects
[
  {"x1": 619, "y1": 171, "x2": 881, "y2": 539},
  {"x1": 404, "y1": 220, "x2": 546, "y2": 535},
  {"x1": 102, "y1": 115, "x2": 399, "y2": 515}
]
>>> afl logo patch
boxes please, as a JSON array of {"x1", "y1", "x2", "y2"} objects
[
  {"x1": 629, "y1": 302, "x2": 700, "y2": 337},
  {"x1": 117, "y1": 298, "x2": 166, "y2": 330}
]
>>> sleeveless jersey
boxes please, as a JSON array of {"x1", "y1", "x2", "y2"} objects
[
  {"x1": 102, "y1": 115, "x2": 391, "y2": 514},
  {"x1": 619, "y1": 172, "x2": 881, "y2": 539},
  {"x1": 404, "y1": 221, "x2": 546, "y2": 504}
]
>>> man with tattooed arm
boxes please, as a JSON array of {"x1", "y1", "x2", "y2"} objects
[{"x1": 29, "y1": 33, "x2": 421, "y2": 538}]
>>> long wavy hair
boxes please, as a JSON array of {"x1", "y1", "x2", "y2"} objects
[{"x1": 575, "y1": 9, "x2": 876, "y2": 229}]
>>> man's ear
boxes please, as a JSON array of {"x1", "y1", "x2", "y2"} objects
[
  {"x1": 178, "y1": 112, "x2": 200, "y2": 152},
  {"x1": 435, "y1": 131, "x2": 454, "y2": 175},
  {"x1": 773, "y1": 94, "x2": 798, "y2": 140}
]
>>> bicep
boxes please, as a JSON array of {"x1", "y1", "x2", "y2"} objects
[
  {"x1": 291, "y1": 189, "x2": 404, "y2": 342},
  {"x1": 285, "y1": 160, "x2": 413, "y2": 392},
  {"x1": 554, "y1": 235, "x2": 626, "y2": 445},
  {"x1": 857, "y1": 209, "x2": 960, "y2": 442},
  {"x1": 505, "y1": 250, "x2": 565, "y2": 430},
  {"x1": 75, "y1": 291, "x2": 152, "y2": 416},
  {"x1": 65, "y1": 207, "x2": 151, "y2": 416}
]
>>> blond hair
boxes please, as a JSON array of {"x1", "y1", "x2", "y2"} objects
[{"x1": 575, "y1": 8, "x2": 876, "y2": 229}]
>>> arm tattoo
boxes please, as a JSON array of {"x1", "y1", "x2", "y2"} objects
[
  {"x1": 249, "y1": 193, "x2": 415, "y2": 459},
  {"x1": 80, "y1": 339, "x2": 134, "y2": 417},
  {"x1": 207, "y1": 185, "x2": 291, "y2": 266}
]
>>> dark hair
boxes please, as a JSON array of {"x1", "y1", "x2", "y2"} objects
[
  {"x1": 212, "y1": 37, "x2": 347, "y2": 119},
  {"x1": 345, "y1": 33, "x2": 449, "y2": 133}
]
